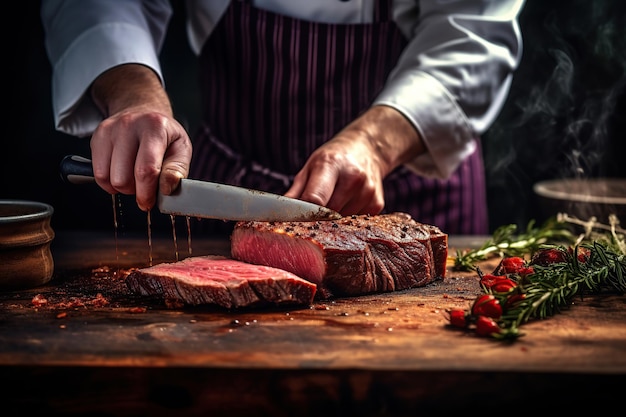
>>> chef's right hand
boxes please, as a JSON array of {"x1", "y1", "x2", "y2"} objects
[{"x1": 89, "y1": 64, "x2": 193, "y2": 212}]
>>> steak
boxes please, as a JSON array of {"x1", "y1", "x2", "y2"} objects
[
  {"x1": 230, "y1": 212, "x2": 448, "y2": 299},
  {"x1": 125, "y1": 255, "x2": 317, "y2": 308}
]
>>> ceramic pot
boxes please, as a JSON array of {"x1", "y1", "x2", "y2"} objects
[{"x1": 0, "y1": 200, "x2": 55, "y2": 289}]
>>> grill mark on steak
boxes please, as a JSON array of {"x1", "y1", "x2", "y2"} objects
[
  {"x1": 125, "y1": 256, "x2": 317, "y2": 309},
  {"x1": 231, "y1": 212, "x2": 448, "y2": 299}
]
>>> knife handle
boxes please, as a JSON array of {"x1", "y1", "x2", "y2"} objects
[{"x1": 59, "y1": 155, "x2": 95, "y2": 185}]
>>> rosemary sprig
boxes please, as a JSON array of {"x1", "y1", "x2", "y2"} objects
[
  {"x1": 496, "y1": 242, "x2": 626, "y2": 339},
  {"x1": 448, "y1": 213, "x2": 626, "y2": 341},
  {"x1": 453, "y1": 217, "x2": 576, "y2": 271}
]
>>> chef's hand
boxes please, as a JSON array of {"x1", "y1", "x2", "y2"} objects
[
  {"x1": 89, "y1": 64, "x2": 193, "y2": 211},
  {"x1": 285, "y1": 105, "x2": 426, "y2": 215}
]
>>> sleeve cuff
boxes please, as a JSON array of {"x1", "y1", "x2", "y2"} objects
[
  {"x1": 373, "y1": 70, "x2": 477, "y2": 179},
  {"x1": 51, "y1": 23, "x2": 163, "y2": 137}
]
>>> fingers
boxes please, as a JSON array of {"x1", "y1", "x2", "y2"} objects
[
  {"x1": 134, "y1": 116, "x2": 191, "y2": 210},
  {"x1": 289, "y1": 151, "x2": 385, "y2": 216},
  {"x1": 133, "y1": 139, "x2": 165, "y2": 212},
  {"x1": 287, "y1": 162, "x2": 335, "y2": 208},
  {"x1": 325, "y1": 170, "x2": 384, "y2": 215},
  {"x1": 90, "y1": 116, "x2": 132, "y2": 196},
  {"x1": 284, "y1": 171, "x2": 307, "y2": 201},
  {"x1": 330, "y1": 177, "x2": 383, "y2": 215},
  {"x1": 90, "y1": 111, "x2": 192, "y2": 212},
  {"x1": 159, "y1": 133, "x2": 193, "y2": 196}
]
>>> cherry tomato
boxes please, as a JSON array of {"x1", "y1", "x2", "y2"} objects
[
  {"x1": 490, "y1": 278, "x2": 517, "y2": 294},
  {"x1": 505, "y1": 293, "x2": 527, "y2": 308},
  {"x1": 531, "y1": 248, "x2": 566, "y2": 266},
  {"x1": 481, "y1": 274, "x2": 517, "y2": 293},
  {"x1": 471, "y1": 294, "x2": 502, "y2": 319},
  {"x1": 480, "y1": 274, "x2": 507, "y2": 288},
  {"x1": 500, "y1": 257, "x2": 525, "y2": 274},
  {"x1": 517, "y1": 266, "x2": 535, "y2": 277},
  {"x1": 475, "y1": 315, "x2": 502, "y2": 337},
  {"x1": 569, "y1": 246, "x2": 590, "y2": 263},
  {"x1": 447, "y1": 309, "x2": 467, "y2": 328}
]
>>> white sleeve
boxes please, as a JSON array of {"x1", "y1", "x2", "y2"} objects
[
  {"x1": 375, "y1": 0, "x2": 525, "y2": 179},
  {"x1": 41, "y1": 0, "x2": 173, "y2": 137}
]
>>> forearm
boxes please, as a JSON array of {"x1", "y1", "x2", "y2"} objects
[
  {"x1": 353, "y1": 105, "x2": 427, "y2": 177},
  {"x1": 90, "y1": 64, "x2": 173, "y2": 118}
]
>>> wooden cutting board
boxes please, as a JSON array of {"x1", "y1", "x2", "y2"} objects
[{"x1": 0, "y1": 231, "x2": 624, "y2": 415}]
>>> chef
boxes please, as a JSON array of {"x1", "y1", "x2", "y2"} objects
[{"x1": 41, "y1": 0, "x2": 526, "y2": 235}]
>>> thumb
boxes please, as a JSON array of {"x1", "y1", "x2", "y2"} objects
[{"x1": 159, "y1": 152, "x2": 191, "y2": 196}]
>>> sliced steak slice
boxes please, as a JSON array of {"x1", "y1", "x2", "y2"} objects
[
  {"x1": 125, "y1": 255, "x2": 317, "y2": 309},
  {"x1": 230, "y1": 212, "x2": 448, "y2": 299}
]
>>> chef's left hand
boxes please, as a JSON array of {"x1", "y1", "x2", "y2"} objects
[{"x1": 284, "y1": 105, "x2": 426, "y2": 215}]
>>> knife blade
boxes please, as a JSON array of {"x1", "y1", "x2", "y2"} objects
[{"x1": 59, "y1": 155, "x2": 342, "y2": 222}]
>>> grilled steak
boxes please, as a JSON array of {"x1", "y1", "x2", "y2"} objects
[
  {"x1": 231, "y1": 212, "x2": 448, "y2": 299},
  {"x1": 125, "y1": 255, "x2": 317, "y2": 308}
]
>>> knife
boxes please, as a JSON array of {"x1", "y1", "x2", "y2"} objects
[{"x1": 59, "y1": 155, "x2": 342, "y2": 222}]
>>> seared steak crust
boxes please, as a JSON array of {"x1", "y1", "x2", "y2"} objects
[{"x1": 231, "y1": 212, "x2": 448, "y2": 299}]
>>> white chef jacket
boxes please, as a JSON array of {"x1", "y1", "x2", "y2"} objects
[{"x1": 41, "y1": 0, "x2": 525, "y2": 179}]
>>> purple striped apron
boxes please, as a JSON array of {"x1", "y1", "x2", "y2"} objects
[{"x1": 189, "y1": 0, "x2": 488, "y2": 235}]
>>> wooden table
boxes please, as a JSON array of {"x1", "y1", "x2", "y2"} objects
[{"x1": 1, "y1": 230, "x2": 624, "y2": 416}]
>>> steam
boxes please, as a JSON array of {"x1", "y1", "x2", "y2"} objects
[{"x1": 483, "y1": 0, "x2": 626, "y2": 227}]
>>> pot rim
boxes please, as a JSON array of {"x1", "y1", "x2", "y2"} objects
[
  {"x1": 0, "y1": 200, "x2": 54, "y2": 224},
  {"x1": 533, "y1": 178, "x2": 626, "y2": 205}
]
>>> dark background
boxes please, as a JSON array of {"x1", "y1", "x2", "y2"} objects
[{"x1": 4, "y1": 1, "x2": 625, "y2": 236}]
